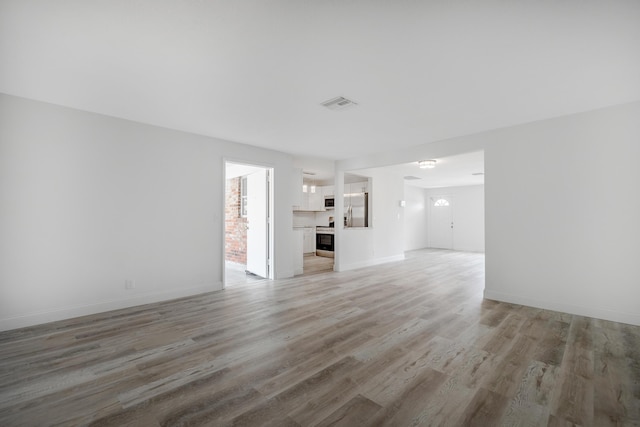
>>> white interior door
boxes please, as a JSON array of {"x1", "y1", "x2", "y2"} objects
[
  {"x1": 246, "y1": 169, "x2": 268, "y2": 278},
  {"x1": 429, "y1": 195, "x2": 453, "y2": 249}
]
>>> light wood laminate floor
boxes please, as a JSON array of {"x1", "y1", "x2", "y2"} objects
[
  {"x1": 302, "y1": 255, "x2": 334, "y2": 276},
  {"x1": 1, "y1": 249, "x2": 639, "y2": 426}
]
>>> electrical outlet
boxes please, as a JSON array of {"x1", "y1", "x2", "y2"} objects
[{"x1": 125, "y1": 279, "x2": 135, "y2": 290}]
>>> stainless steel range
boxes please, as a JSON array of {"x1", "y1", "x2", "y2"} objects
[{"x1": 315, "y1": 226, "x2": 334, "y2": 258}]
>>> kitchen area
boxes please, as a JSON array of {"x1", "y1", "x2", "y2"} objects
[{"x1": 293, "y1": 168, "x2": 371, "y2": 276}]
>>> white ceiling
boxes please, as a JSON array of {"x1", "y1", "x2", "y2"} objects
[
  {"x1": 1, "y1": 1, "x2": 639, "y2": 162},
  {"x1": 398, "y1": 151, "x2": 484, "y2": 189},
  {"x1": 357, "y1": 151, "x2": 484, "y2": 189}
]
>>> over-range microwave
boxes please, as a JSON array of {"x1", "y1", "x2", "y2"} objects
[{"x1": 324, "y1": 196, "x2": 335, "y2": 209}]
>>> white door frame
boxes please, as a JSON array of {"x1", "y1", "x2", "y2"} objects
[
  {"x1": 246, "y1": 168, "x2": 269, "y2": 278},
  {"x1": 222, "y1": 159, "x2": 274, "y2": 289}
]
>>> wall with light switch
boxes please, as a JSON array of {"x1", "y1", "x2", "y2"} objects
[
  {"x1": 0, "y1": 93, "x2": 295, "y2": 331},
  {"x1": 403, "y1": 185, "x2": 429, "y2": 251},
  {"x1": 338, "y1": 100, "x2": 640, "y2": 326},
  {"x1": 336, "y1": 168, "x2": 405, "y2": 271}
]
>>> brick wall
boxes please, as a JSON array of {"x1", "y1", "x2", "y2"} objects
[{"x1": 225, "y1": 177, "x2": 247, "y2": 263}]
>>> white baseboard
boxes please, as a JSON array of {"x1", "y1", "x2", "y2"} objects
[
  {"x1": 424, "y1": 245, "x2": 485, "y2": 253},
  {"x1": 0, "y1": 283, "x2": 220, "y2": 332},
  {"x1": 338, "y1": 254, "x2": 405, "y2": 272},
  {"x1": 484, "y1": 289, "x2": 640, "y2": 326},
  {"x1": 454, "y1": 247, "x2": 485, "y2": 253}
]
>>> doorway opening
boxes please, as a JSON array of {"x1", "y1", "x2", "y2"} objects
[
  {"x1": 224, "y1": 161, "x2": 274, "y2": 288},
  {"x1": 401, "y1": 150, "x2": 485, "y2": 254}
]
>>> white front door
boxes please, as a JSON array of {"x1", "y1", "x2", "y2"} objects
[
  {"x1": 246, "y1": 168, "x2": 269, "y2": 278},
  {"x1": 429, "y1": 195, "x2": 453, "y2": 249}
]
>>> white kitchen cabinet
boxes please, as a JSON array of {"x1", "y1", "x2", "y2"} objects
[
  {"x1": 293, "y1": 171, "x2": 340, "y2": 212},
  {"x1": 292, "y1": 168, "x2": 303, "y2": 210},
  {"x1": 351, "y1": 181, "x2": 368, "y2": 193},
  {"x1": 303, "y1": 227, "x2": 316, "y2": 254},
  {"x1": 292, "y1": 170, "x2": 325, "y2": 211},
  {"x1": 293, "y1": 228, "x2": 303, "y2": 275},
  {"x1": 307, "y1": 190, "x2": 323, "y2": 211},
  {"x1": 343, "y1": 182, "x2": 368, "y2": 201}
]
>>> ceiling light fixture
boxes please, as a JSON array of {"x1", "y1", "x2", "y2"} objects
[{"x1": 418, "y1": 160, "x2": 437, "y2": 169}]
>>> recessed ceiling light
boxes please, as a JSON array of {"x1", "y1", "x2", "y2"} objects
[
  {"x1": 404, "y1": 176, "x2": 421, "y2": 180},
  {"x1": 418, "y1": 160, "x2": 437, "y2": 169}
]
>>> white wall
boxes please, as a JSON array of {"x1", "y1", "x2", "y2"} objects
[
  {"x1": 0, "y1": 94, "x2": 294, "y2": 331},
  {"x1": 336, "y1": 168, "x2": 405, "y2": 271},
  {"x1": 6, "y1": 93, "x2": 637, "y2": 330},
  {"x1": 485, "y1": 102, "x2": 640, "y2": 325},
  {"x1": 338, "y1": 101, "x2": 640, "y2": 326},
  {"x1": 426, "y1": 185, "x2": 484, "y2": 252},
  {"x1": 403, "y1": 185, "x2": 429, "y2": 251}
]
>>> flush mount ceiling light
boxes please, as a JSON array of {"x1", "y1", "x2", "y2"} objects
[{"x1": 418, "y1": 160, "x2": 437, "y2": 169}]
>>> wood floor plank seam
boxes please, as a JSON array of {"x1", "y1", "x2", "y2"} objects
[{"x1": 0, "y1": 249, "x2": 639, "y2": 426}]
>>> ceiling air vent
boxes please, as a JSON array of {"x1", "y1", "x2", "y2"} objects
[
  {"x1": 321, "y1": 96, "x2": 358, "y2": 111},
  {"x1": 472, "y1": 172, "x2": 484, "y2": 176},
  {"x1": 404, "y1": 176, "x2": 421, "y2": 180}
]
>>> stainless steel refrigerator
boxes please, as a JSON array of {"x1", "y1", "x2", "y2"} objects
[{"x1": 344, "y1": 192, "x2": 368, "y2": 227}]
